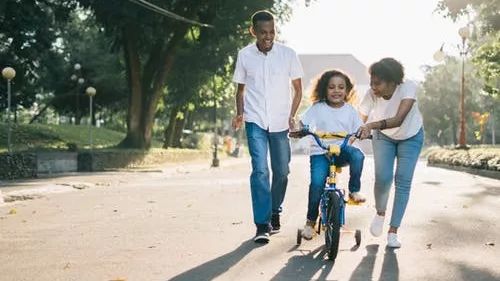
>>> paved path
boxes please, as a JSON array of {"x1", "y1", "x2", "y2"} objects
[{"x1": 0, "y1": 156, "x2": 499, "y2": 281}]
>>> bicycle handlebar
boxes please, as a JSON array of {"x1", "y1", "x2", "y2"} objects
[{"x1": 289, "y1": 125, "x2": 371, "y2": 151}]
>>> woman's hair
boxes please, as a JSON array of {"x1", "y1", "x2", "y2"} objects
[
  {"x1": 310, "y1": 69, "x2": 357, "y2": 104},
  {"x1": 369, "y1": 57, "x2": 405, "y2": 85},
  {"x1": 251, "y1": 10, "x2": 274, "y2": 27}
]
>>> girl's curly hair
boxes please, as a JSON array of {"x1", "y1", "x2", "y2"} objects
[{"x1": 310, "y1": 69, "x2": 357, "y2": 105}]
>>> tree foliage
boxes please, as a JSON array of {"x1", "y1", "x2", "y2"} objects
[
  {"x1": 0, "y1": 0, "x2": 75, "y2": 114},
  {"x1": 71, "y1": 0, "x2": 295, "y2": 149}
]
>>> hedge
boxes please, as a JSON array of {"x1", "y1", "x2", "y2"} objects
[{"x1": 427, "y1": 147, "x2": 500, "y2": 172}]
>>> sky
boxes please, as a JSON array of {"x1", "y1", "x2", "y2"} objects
[{"x1": 279, "y1": 0, "x2": 469, "y2": 81}]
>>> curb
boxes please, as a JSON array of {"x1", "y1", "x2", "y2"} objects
[{"x1": 427, "y1": 162, "x2": 500, "y2": 180}]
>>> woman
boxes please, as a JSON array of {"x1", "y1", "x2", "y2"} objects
[{"x1": 358, "y1": 57, "x2": 424, "y2": 248}]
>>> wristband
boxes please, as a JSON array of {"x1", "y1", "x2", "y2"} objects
[{"x1": 380, "y1": 119, "x2": 387, "y2": 130}]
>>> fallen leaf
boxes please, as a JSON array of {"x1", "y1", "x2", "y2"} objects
[
  {"x1": 8, "y1": 209, "x2": 16, "y2": 215},
  {"x1": 232, "y1": 221, "x2": 243, "y2": 225},
  {"x1": 485, "y1": 242, "x2": 495, "y2": 246},
  {"x1": 426, "y1": 243, "x2": 432, "y2": 249},
  {"x1": 462, "y1": 205, "x2": 469, "y2": 209},
  {"x1": 63, "y1": 263, "x2": 71, "y2": 269}
]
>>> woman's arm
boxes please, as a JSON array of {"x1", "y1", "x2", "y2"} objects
[{"x1": 358, "y1": 99, "x2": 415, "y2": 138}]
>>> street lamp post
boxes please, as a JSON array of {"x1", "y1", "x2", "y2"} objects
[
  {"x1": 86, "y1": 87, "x2": 96, "y2": 150},
  {"x1": 457, "y1": 26, "x2": 470, "y2": 148},
  {"x1": 211, "y1": 76, "x2": 219, "y2": 167},
  {"x1": 433, "y1": 26, "x2": 470, "y2": 148},
  {"x1": 72, "y1": 63, "x2": 84, "y2": 125},
  {"x1": 2, "y1": 67, "x2": 16, "y2": 154}
]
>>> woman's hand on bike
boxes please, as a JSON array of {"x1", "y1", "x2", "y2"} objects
[{"x1": 357, "y1": 125, "x2": 372, "y2": 140}]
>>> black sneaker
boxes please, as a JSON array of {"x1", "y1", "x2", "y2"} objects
[
  {"x1": 271, "y1": 213, "x2": 280, "y2": 233},
  {"x1": 254, "y1": 224, "x2": 270, "y2": 244}
]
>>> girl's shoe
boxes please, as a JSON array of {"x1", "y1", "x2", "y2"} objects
[
  {"x1": 301, "y1": 220, "x2": 316, "y2": 240},
  {"x1": 349, "y1": 192, "x2": 366, "y2": 203},
  {"x1": 370, "y1": 214, "x2": 385, "y2": 237},
  {"x1": 387, "y1": 232, "x2": 401, "y2": 248}
]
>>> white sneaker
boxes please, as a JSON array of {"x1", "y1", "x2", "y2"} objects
[
  {"x1": 349, "y1": 192, "x2": 366, "y2": 203},
  {"x1": 387, "y1": 232, "x2": 401, "y2": 248},
  {"x1": 301, "y1": 221, "x2": 315, "y2": 240},
  {"x1": 370, "y1": 214, "x2": 385, "y2": 237}
]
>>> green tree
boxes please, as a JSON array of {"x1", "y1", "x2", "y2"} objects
[
  {"x1": 74, "y1": 0, "x2": 294, "y2": 149},
  {"x1": 0, "y1": 0, "x2": 75, "y2": 118},
  {"x1": 420, "y1": 58, "x2": 486, "y2": 145}
]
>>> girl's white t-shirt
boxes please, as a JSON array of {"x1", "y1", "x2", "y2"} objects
[
  {"x1": 359, "y1": 80, "x2": 423, "y2": 140},
  {"x1": 301, "y1": 102, "x2": 363, "y2": 155}
]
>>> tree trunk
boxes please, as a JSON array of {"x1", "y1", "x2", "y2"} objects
[
  {"x1": 163, "y1": 105, "x2": 180, "y2": 148},
  {"x1": 118, "y1": 24, "x2": 146, "y2": 148},
  {"x1": 172, "y1": 109, "x2": 187, "y2": 148},
  {"x1": 118, "y1": 23, "x2": 188, "y2": 149}
]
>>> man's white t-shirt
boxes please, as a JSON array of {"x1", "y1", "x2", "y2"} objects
[
  {"x1": 232, "y1": 42, "x2": 304, "y2": 132},
  {"x1": 301, "y1": 102, "x2": 363, "y2": 155},
  {"x1": 359, "y1": 80, "x2": 423, "y2": 140}
]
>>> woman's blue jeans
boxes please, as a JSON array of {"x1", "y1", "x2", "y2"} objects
[
  {"x1": 372, "y1": 128, "x2": 424, "y2": 228},
  {"x1": 245, "y1": 122, "x2": 291, "y2": 226},
  {"x1": 307, "y1": 145, "x2": 365, "y2": 222}
]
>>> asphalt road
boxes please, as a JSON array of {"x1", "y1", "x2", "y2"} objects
[{"x1": 0, "y1": 155, "x2": 499, "y2": 281}]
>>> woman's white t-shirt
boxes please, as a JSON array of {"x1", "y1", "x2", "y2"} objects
[
  {"x1": 359, "y1": 80, "x2": 423, "y2": 140},
  {"x1": 301, "y1": 102, "x2": 363, "y2": 155}
]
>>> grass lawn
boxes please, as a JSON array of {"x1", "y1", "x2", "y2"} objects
[{"x1": 0, "y1": 123, "x2": 162, "y2": 153}]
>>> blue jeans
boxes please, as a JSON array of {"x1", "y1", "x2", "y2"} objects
[
  {"x1": 245, "y1": 122, "x2": 291, "y2": 226},
  {"x1": 307, "y1": 145, "x2": 365, "y2": 221},
  {"x1": 372, "y1": 128, "x2": 424, "y2": 228}
]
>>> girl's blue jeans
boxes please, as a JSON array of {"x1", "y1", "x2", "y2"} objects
[
  {"x1": 307, "y1": 145, "x2": 365, "y2": 222},
  {"x1": 372, "y1": 128, "x2": 424, "y2": 228},
  {"x1": 245, "y1": 122, "x2": 290, "y2": 226}
]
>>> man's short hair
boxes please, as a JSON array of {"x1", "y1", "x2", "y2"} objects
[{"x1": 251, "y1": 10, "x2": 274, "y2": 27}]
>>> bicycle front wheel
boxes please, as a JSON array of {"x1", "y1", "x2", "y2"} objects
[{"x1": 325, "y1": 192, "x2": 341, "y2": 261}]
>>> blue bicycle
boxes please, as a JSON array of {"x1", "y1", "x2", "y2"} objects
[{"x1": 290, "y1": 126, "x2": 365, "y2": 261}]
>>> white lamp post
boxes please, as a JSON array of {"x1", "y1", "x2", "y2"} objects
[
  {"x1": 457, "y1": 26, "x2": 470, "y2": 148},
  {"x1": 86, "y1": 87, "x2": 96, "y2": 150},
  {"x1": 2, "y1": 67, "x2": 16, "y2": 154},
  {"x1": 433, "y1": 26, "x2": 470, "y2": 148}
]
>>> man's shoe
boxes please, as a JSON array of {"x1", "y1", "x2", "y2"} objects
[
  {"x1": 271, "y1": 213, "x2": 280, "y2": 233},
  {"x1": 254, "y1": 224, "x2": 270, "y2": 244}
]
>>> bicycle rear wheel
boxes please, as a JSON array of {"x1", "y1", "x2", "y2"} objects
[{"x1": 325, "y1": 192, "x2": 341, "y2": 261}]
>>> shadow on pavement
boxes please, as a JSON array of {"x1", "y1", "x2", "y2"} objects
[
  {"x1": 454, "y1": 262, "x2": 500, "y2": 281},
  {"x1": 349, "y1": 245, "x2": 399, "y2": 281},
  {"x1": 349, "y1": 244, "x2": 379, "y2": 281},
  {"x1": 167, "y1": 240, "x2": 259, "y2": 281},
  {"x1": 271, "y1": 245, "x2": 334, "y2": 281},
  {"x1": 378, "y1": 247, "x2": 399, "y2": 281}
]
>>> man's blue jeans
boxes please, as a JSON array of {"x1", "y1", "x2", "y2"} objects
[
  {"x1": 307, "y1": 145, "x2": 365, "y2": 221},
  {"x1": 245, "y1": 122, "x2": 290, "y2": 226},
  {"x1": 372, "y1": 128, "x2": 424, "y2": 228}
]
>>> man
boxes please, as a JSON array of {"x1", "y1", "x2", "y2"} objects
[{"x1": 232, "y1": 10, "x2": 303, "y2": 244}]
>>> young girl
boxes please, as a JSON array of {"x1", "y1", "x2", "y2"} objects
[{"x1": 299, "y1": 69, "x2": 366, "y2": 240}]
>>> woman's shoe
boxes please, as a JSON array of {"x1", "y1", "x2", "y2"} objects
[
  {"x1": 370, "y1": 214, "x2": 385, "y2": 237},
  {"x1": 387, "y1": 232, "x2": 401, "y2": 248}
]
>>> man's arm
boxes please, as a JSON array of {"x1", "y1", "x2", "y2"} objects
[
  {"x1": 289, "y1": 78, "x2": 303, "y2": 130},
  {"x1": 232, "y1": 83, "x2": 245, "y2": 130}
]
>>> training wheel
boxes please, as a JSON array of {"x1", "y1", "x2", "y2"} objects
[
  {"x1": 355, "y1": 229, "x2": 361, "y2": 246},
  {"x1": 297, "y1": 229, "x2": 303, "y2": 245}
]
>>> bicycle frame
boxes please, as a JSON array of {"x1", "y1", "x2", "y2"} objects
[{"x1": 291, "y1": 125, "x2": 356, "y2": 228}]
